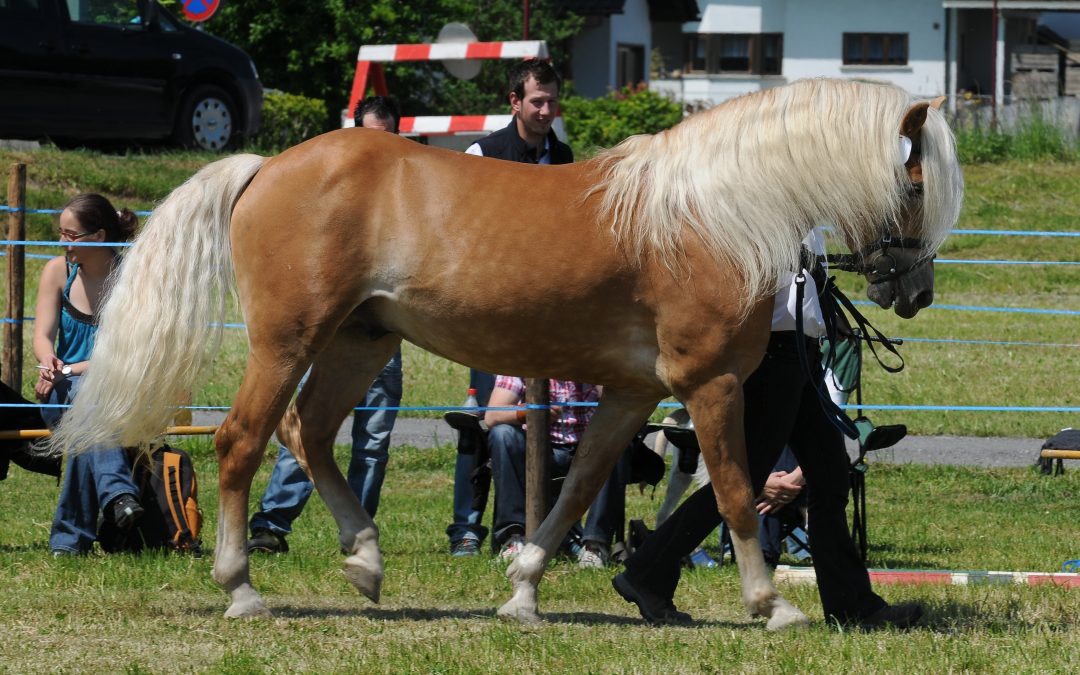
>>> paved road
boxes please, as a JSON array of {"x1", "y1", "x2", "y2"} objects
[{"x1": 192, "y1": 412, "x2": 1047, "y2": 468}]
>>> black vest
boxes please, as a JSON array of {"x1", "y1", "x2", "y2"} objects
[{"x1": 474, "y1": 118, "x2": 573, "y2": 165}]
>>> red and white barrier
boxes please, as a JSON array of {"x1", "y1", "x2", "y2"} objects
[
  {"x1": 356, "y1": 41, "x2": 548, "y2": 63},
  {"x1": 345, "y1": 40, "x2": 557, "y2": 138},
  {"x1": 775, "y1": 565, "x2": 1080, "y2": 588}
]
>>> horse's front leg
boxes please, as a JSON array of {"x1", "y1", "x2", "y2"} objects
[
  {"x1": 684, "y1": 376, "x2": 808, "y2": 631},
  {"x1": 497, "y1": 390, "x2": 659, "y2": 624}
]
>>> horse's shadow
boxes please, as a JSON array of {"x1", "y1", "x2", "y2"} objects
[
  {"x1": 188, "y1": 602, "x2": 736, "y2": 628},
  {"x1": 864, "y1": 541, "x2": 953, "y2": 569}
]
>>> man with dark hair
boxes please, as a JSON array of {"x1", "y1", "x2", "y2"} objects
[
  {"x1": 464, "y1": 59, "x2": 572, "y2": 164},
  {"x1": 447, "y1": 60, "x2": 573, "y2": 557},
  {"x1": 354, "y1": 96, "x2": 401, "y2": 133},
  {"x1": 246, "y1": 99, "x2": 404, "y2": 553}
]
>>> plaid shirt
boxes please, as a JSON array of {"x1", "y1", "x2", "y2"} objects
[{"x1": 493, "y1": 376, "x2": 600, "y2": 446}]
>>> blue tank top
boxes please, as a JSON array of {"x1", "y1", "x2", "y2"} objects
[{"x1": 55, "y1": 263, "x2": 97, "y2": 364}]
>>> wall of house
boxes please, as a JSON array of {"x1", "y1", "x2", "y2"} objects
[
  {"x1": 570, "y1": 0, "x2": 652, "y2": 98},
  {"x1": 651, "y1": 0, "x2": 950, "y2": 106},
  {"x1": 782, "y1": 0, "x2": 947, "y2": 97}
]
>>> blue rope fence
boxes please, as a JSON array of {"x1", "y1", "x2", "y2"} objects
[{"x1": 2, "y1": 203, "x2": 1076, "y2": 419}]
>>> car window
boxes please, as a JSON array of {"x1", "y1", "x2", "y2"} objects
[
  {"x1": 66, "y1": 0, "x2": 142, "y2": 26},
  {"x1": 0, "y1": 0, "x2": 42, "y2": 18}
]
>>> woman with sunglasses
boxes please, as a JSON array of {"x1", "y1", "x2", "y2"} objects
[{"x1": 33, "y1": 193, "x2": 141, "y2": 555}]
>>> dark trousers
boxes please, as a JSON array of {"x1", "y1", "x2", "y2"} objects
[
  {"x1": 622, "y1": 332, "x2": 886, "y2": 623},
  {"x1": 488, "y1": 424, "x2": 627, "y2": 548}
]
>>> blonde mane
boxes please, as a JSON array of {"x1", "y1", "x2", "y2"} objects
[{"x1": 592, "y1": 78, "x2": 963, "y2": 305}]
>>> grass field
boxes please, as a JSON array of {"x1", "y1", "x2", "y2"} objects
[
  {"x1": 1, "y1": 148, "x2": 1078, "y2": 672},
  {"x1": 1, "y1": 148, "x2": 1078, "y2": 437},
  {"x1": 1, "y1": 442, "x2": 1077, "y2": 673}
]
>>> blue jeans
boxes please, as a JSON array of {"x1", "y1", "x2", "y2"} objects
[
  {"x1": 250, "y1": 350, "x2": 403, "y2": 535},
  {"x1": 446, "y1": 370, "x2": 495, "y2": 546},
  {"x1": 46, "y1": 375, "x2": 139, "y2": 554},
  {"x1": 487, "y1": 424, "x2": 626, "y2": 548}
]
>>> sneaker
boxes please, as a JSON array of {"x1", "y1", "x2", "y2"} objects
[
  {"x1": 247, "y1": 528, "x2": 289, "y2": 554},
  {"x1": 498, "y1": 534, "x2": 526, "y2": 562},
  {"x1": 688, "y1": 547, "x2": 718, "y2": 568},
  {"x1": 108, "y1": 494, "x2": 144, "y2": 530},
  {"x1": 450, "y1": 537, "x2": 480, "y2": 557},
  {"x1": 853, "y1": 602, "x2": 924, "y2": 630},
  {"x1": 578, "y1": 542, "x2": 610, "y2": 569},
  {"x1": 612, "y1": 572, "x2": 693, "y2": 625}
]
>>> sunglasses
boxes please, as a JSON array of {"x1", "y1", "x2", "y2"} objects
[{"x1": 58, "y1": 228, "x2": 96, "y2": 241}]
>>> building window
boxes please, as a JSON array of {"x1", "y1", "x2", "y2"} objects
[
  {"x1": 684, "y1": 34, "x2": 783, "y2": 75},
  {"x1": 616, "y1": 43, "x2": 646, "y2": 88},
  {"x1": 843, "y1": 33, "x2": 908, "y2": 66}
]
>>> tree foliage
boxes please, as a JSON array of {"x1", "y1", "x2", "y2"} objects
[{"x1": 181, "y1": 1, "x2": 583, "y2": 129}]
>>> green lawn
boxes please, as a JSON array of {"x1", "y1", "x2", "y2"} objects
[{"x1": 1, "y1": 442, "x2": 1077, "y2": 673}]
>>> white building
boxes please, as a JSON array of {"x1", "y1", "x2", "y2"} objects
[{"x1": 566, "y1": 0, "x2": 1080, "y2": 112}]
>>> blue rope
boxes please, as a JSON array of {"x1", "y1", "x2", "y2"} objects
[
  {"x1": 0, "y1": 401, "x2": 1075, "y2": 414},
  {"x1": 0, "y1": 205, "x2": 152, "y2": 217},
  {"x1": 5, "y1": 204, "x2": 1078, "y2": 238},
  {"x1": 0, "y1": 239, "x2": 131, "y2": 248},
  {"x1": 936, "y1": 259, "x2": 1080, "y2": 266},
  {"x1": 851, "y1": 300, "x2": 1080, "y2": 317}
]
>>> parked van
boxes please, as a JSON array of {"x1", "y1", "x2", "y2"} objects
[{"x1": 0, "y1": 0, "x2": 261, "y2": 150}]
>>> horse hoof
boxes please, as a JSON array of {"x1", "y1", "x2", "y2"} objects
[
  {"x1": 496, "y1": 599, "x2": 543, "y2": 626},
  {"x1": 766, "y1": 606, "x2": 809, "y2": 631},
  {"x1": 224, "y1": 597, "x2": 271, "y2": 619},
  {"x1": 343, "y1": 557, "x2": 383, "y2": 603}
]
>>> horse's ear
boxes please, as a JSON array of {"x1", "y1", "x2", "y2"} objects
[
  {"x1": 899, "y1": 102, "x2": 931, "y2": 183},
  {"x1": 929, "y1": 95, "x2": 946, "y2": 110},
  {"x1": 899, "y1": 102, "x2": 930, "y2": 139}
]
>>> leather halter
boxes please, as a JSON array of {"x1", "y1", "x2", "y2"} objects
[{"x1": 826, "y1": 234, "x2": 932, "y2": 285}]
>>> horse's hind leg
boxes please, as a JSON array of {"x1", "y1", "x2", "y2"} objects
[
  {"x1": 498, "y1": 389, "x2": 659, "y2": 624},
  {"x1": 213, "y1": 361, "x2": 306, "y2": 619},
  {"x1": 281, "y1": 332, "x2": 402, "y2": 603},
  {"x1": 684, "y1": 376, "x2": 808, "y2": 630}
]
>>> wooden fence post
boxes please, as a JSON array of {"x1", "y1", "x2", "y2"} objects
[
  {"x1": 524, "y1": 377, "x2": 551, "y2": 537},
  {"x1": 3, "y1": 163, "x2": 26, "y2": 391}
]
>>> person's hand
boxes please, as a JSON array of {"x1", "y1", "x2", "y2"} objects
[
  {"x1": 37, "y1": 356, "x2": 66, "y2": 382},
  {"x1": 756, "y1": 470, "x2": 803, "y2": 515},
  {"x1": 35, "y1": 356, "x2": 65, "y2": 401},
  {"x1": 34, "y1": 377, "x2": 54, "y2": 402}
]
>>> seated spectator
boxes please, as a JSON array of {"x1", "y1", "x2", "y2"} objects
[
  {"x1": 486, "y1": 376, "x2": 626, "y2": 568},
  {"x1": 34, "y1": 194, "x2": 142, "y2": 555}
]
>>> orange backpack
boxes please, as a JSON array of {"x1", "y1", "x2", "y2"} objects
[{"x1": 100, "y1": 444, "x2": 203, "y2": 554}]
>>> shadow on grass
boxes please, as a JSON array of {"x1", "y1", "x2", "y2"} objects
[
  {"x1": 865, "y1": 541, "x2": 954, "y2": 568},
  {"x1": 0, "y1": 542, "x2": 50, "y2": 554}
]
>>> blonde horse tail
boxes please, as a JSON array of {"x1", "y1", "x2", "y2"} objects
[{"x1": 45, "y1": 154, "x2": 265, "y2": 455}]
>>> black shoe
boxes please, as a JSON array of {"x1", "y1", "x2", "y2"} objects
[
  {"x1": 855, "y1": 602, "x2": 923, "y2": 630},
  {"x1": 108, "y1": 494, "x2": 144, "y2": 530},
  {"x1": 612, "y1": 573, "x2": 693, "y2": 625},
  {"x1": 247, "y1": 528, "x2": 289, "y2": 554}
]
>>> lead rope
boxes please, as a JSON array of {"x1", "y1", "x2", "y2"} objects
[{"x1": 795, "y1": 262, "x2": 906, "y2": 563}]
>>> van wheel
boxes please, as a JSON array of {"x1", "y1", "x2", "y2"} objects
[{"x1": 176, "y1": 85, "x2": 237, "y2": 151}]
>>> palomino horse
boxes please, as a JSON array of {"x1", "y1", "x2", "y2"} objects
[{"x1": 50, "y1": 79, "x2": 962, "y2": 628}]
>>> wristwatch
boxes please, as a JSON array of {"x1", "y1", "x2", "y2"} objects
[{"x1": 60, "y1": 365, "x2": 72, "y2": 376}]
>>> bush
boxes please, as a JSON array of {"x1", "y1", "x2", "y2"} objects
[
  {"x1": 250, "y1": 90, "x2": 329, "y2": 152},
  {"x1": 561, "y1": 84, "x2": 684, "y2": 157}
]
